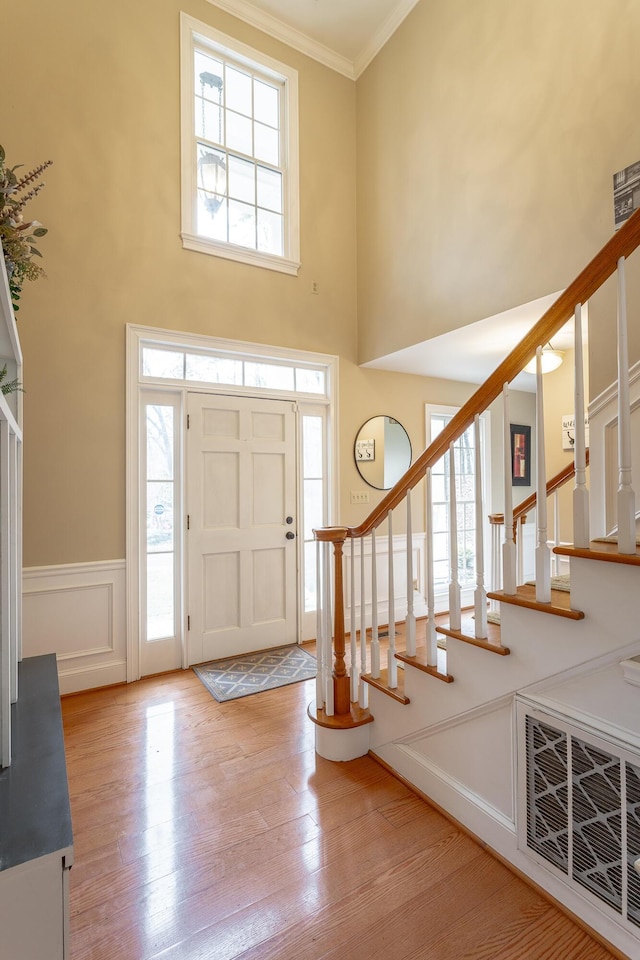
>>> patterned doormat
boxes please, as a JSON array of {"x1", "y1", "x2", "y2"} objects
[{"x1": 193, "y1": 644, "x2": 316, "y2": 703}]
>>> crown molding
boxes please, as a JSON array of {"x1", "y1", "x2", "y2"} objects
[
  {"x1": 354, "y1": 0, "x2": 421, "y2": 78},
  {"x1": 204, "y1": 0, "x2": 356, "y2": 79}
]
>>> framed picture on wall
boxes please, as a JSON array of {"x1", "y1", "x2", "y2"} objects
[
  {"x1": 510, "y1": 424, "x2": 531, "y2": 486},
  {"x1": 355, "y1": 438, "x2": 375, "y2": 461}
]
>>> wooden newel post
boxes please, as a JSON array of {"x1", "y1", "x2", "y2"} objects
[{"x1": 315, "y1": 526, "x2": 351, "y2": 715}]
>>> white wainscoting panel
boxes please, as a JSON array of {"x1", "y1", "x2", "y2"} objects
[
  {"x1": 589, "y1": 358, "x2": 640, "y2": 538},
  {"x1": 344, "y1": 534, "x2": 428, "y2": 628},
  {"x1": 22, "y1": 560, "x2": 126, "y2": 694}
]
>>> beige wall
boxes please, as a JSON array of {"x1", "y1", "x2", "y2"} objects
[
  {"x1": 356, "y1": 0, "x2": 640, "y2": 392},
  {"x1": 2, "y1": 0, "x2": 358, "y2": 565},
  {"x1": 4, "y1": 0, "x2": 620, "y2": 569},
  {"x1": 339, "y1": 364, "x2": 478, "y2": 532},
  {"x1": 339, "y1": 362, "x2": 536, "y2": 534}
]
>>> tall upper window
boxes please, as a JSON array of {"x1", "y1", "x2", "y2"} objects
[{"x1": 180, "y1": 14, "x2": 300, "y2": 275}]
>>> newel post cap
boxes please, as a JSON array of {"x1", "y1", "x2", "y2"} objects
[{"x1": 313, "y1": 526, "x2": 349, "y2": 542}]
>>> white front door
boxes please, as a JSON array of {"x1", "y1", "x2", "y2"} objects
[{"x1": 187, "y1": 393, "x2": 298, "y2": 664}]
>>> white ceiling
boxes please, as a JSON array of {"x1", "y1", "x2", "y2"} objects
[
  {"x1": 206, "y1": 0, "x2": 420, "y2": 77},
  {"x1": 363, "y1": 292, "x2": 579, "y2": 393}
]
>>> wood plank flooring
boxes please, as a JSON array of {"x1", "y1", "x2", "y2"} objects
[{"x1": 62, "y1": 659, "x2": 621, "y2": 960}]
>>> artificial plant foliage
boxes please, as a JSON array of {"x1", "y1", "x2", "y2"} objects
[
  {"x1": 0, "y1": 363, "x2": 22, "y2": 396},
  {"x1": 0, "y1": 144, "x2": 52, "y2": 313}
]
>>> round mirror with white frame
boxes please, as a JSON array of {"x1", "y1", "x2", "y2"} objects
[{"x1": 354, "y1": 416, "x2": 412, "y2": 490}]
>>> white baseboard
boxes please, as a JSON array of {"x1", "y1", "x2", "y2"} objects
[{"x1": 22, "y1": 560, "x2": 126, "y2": 695}]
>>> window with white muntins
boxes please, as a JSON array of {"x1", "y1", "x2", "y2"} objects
[{"x1": 180, "y1": 14, "x2": 300, "y2": 275}]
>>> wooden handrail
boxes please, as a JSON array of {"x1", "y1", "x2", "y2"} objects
[
  {"x1": 345, "y1": 210, "x2": 640, "y2": 540},
  {"x1": 514, "y1": 448, "x2": 590, "y2": 522}
]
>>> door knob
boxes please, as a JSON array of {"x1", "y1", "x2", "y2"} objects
[
  {"x1": 286, "y1": 516, "x2": 294, "y2": 524},
  {"x1": 286, "y1": 531, "x2": 295, "y2": 540}
]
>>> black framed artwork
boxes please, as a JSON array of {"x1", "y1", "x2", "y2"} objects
[{"x1": 510, "y1": 424, "x2": 531, "y2": 486}]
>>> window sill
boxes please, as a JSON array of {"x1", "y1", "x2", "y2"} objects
[{"x1": 181, "y1": 232, "x2": 300, "y2": 276}]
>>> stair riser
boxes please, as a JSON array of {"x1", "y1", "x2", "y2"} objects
[
  {"x1": 369, "y1": 559, "x2": 640, "y2": 751},
  {"x1": 568, "y1": 556, "x2": 640, "y2": 639}
]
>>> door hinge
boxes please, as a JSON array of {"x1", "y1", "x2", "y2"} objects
[
  {"x1": 187, "y1": 414, "x2": 190, "y2": 429},
  {"x1": 187, "y1": 514, "x2": 190, "y2": 530},
  {"x1": 187, "y1": 615, "x2": 190, "y2": 631}
]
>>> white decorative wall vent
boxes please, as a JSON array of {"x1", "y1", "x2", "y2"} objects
[
  {"x1": 526, "y1": 717, "x2": 569, "y2": 873},
  {"x1": 523, "y1": 713, "x2": 640, "y2": 931}
]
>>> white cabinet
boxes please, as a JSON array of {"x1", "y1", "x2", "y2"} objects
[
  {"x1": 0, "y1": 248, "x2": 72, "y2": 957},
  {"x1": 0, "y1": 655, "x2": 74, "y2": 959},
  {"x1": 0, "y1": 246, "x2": 22, "y2": 767}
]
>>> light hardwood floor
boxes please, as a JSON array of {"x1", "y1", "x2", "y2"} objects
[{"x1": 62, "y1": 657, "x2": 622, "y2": 960}]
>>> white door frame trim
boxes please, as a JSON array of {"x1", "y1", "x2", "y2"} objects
[{"x1": 126, "y1": 323, "x2": 339, "y2": 682}]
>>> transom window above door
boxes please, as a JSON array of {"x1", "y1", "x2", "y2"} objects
[
  {"x1": 141, "y1": 344, "x2": 327, "y2": 397},
  {"x1": 180, "y1": 14, "x2": 300, "y2": 275}
]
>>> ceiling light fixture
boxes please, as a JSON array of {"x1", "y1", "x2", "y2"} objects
[{"x1": 524, "y1": 343, "x2": 564, "y2": 375}]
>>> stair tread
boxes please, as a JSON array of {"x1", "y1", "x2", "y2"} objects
[
  {"x1": 436, "y1": 613, "x2": 510, "y2": 655},
  {"x1": 395, "y1": 646, "x2": 454, "y2": 683},
  {"x1": 361, "y1": 667, "x2": 410, "y2": 704},
  {"x1": 556, "y1": 540, "x2": 640, "y2": 565},
  {"x1": 487, "y1": 584, "x2": 584, "y2": 619}
]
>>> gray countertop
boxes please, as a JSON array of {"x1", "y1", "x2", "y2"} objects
[{"x1": 0, "y1": 654, "x2": 73, "y2": 872}]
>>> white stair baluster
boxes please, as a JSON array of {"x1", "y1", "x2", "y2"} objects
[
  {"x1": 535, "y1": 347, "x2": 551, "y2": 602},
  {"x1": 553, "y1": 491, "x2": 561, "y2": 576},
  {"x1": 503, "y1": 385, "x2": 517, "y2": 594},
  {"x1": 473, "y1": 414, "x2": 487, "y2": 639},
  {"x1": 370, "y1": 527, "x2": 380, "y2": 678},
  {"x1": 323, "y1": 541, "x2": 334, "y2": 715},
  {"x1": 448, "y1": 442, "x2": 461, "y2": 630},
  {"x1": 573, "y1": 301, "x2": 590, "y2": 548},
  {"x1": 315, "y1": 539, "x2": 324, "y2": 710},
  {"x1": 516, "y1": 515, "x2": 525, "y2": 586},
  {"x1": 359, "y1": 535, "x2": 368, "y2": 708},
  {"x1": 405, "y1": 490, "x2": 416, "y2": 657},
  {"x1": 387, "y1": 510, "x2": 397, "y2": 688},
  {"x1": 616, "y1": 257, "x2": 636, "y2": 554},
  {"x1": 426, "y1": 467, "x2": 438, "y2": 667},
  {"x1": 489, "y1": 514, "x2": 503, "y2": 613},
  {"x1": 350, "y1": 536, "x2": 358, "y2": 702}
]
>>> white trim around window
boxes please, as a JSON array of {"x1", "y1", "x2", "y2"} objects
[{"x1": 180, "y1": 13, "x2": 300, "y2": 276}]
